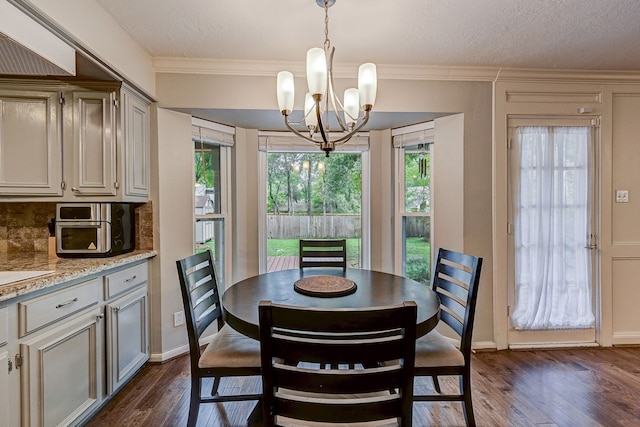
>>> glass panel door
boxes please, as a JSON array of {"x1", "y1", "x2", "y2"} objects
[{"x1": 508, "y1": 124, "x2": 597, "y2": 347}]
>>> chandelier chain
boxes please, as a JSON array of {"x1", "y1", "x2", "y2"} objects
[{"x1": 323, "y1": 0, "x2": 330, "y2": 50}]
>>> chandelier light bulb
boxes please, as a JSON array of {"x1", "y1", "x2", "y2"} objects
[
  {"x1": 276, "y1": 71, "x2": 295, "y2": 114},
  {"x1": 306, "y1": 47, "x2": 327, "y2": 96},
  {"x1": 358, "y1": 63, "x2": 377, "y2": 108},
  {"x1": 343, "y1": 88, "x2": 360, "y2": 127}
]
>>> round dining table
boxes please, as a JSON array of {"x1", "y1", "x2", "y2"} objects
[{"x1": 222, "y1": 267, "x2": 441, "y2": 340}]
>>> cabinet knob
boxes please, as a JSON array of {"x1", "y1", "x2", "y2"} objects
[{"x1": 96, "y1": 313, "x2": 104, "y2": 320}]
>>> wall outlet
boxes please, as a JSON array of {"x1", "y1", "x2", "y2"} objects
[
  {"x1": 173, "y1": 311, "x2": 185, "y2": 327},
  {"x1": 615, "y1": 189, "x2": 629, "y2": 203}
]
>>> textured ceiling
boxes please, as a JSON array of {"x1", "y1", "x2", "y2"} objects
[
  {"x1": 97, "y1": 0, "x2": 640, "y2": 70},
  {"x1": 96, "y1": 0, "x2": 640, "y2": 129}
]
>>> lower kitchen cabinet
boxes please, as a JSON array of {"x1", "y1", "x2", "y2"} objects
[
  {"x1": 106, "y1": 286, "x2": 149, "y2": 394},
  {"x1": 1, "y1": 258, "x2": 151, "y2": 427},
  {"x1": 20, "y1": 307, "x2": 104, "y2": 427},
  {"x1": 0, "y1": 350, "x2": 9, "y2": 427}
]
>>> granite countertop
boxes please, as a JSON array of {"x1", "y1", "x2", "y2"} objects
[{"x1": 0, "y1": 250, "x2": 156, "y2": 303}]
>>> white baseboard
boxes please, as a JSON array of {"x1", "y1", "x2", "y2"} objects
[
  {"x1": 149, "y1": 334, "x2": 216, "y2": 363},
  {"x1": 612, "y1": 332, "x2": 640, "y2": 346},
  {"x1": 472, "y1": 340, "x2": 497, "y2": 351},
  {"x1": 508, "y1": 341, "x2": 599, "y2": 350}
]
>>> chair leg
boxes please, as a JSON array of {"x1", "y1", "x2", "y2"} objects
[
  {"x1": 188, "y1": 376, "x2": 202, "y2": 427},
  {"x1": 432, "y1": 375, "x2": 442, "y2": 393},
  {"x1": 211, "y1": 375, "x2": 221, "y2": 395},
  {"x1": 460, "y1": 374, "x2": 476, "y2": 427}
]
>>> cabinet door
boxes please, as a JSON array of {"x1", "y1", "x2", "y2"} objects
[
  {"x1": 0, "y1": 351, "x2": 9, "y2": 427},
  {"x1": 106, "y1": 286, "x2": 149, "y2": 394},
  {"x1": 0, "y1": 89, "x2": 62, "y2": 195},
  {"x1": 122, "y1": 89, "x2": 150, "y2": 199},
  {"x1": 21, "y1": 309, "x2": 104, "y2": 427},
  {"x1": 70, "y1": 91, "x2": 117, "y2": 196}
]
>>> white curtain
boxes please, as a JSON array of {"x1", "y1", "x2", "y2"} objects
[{"x1": 511, "y1": 126, "x2": 595, "y2": 329}]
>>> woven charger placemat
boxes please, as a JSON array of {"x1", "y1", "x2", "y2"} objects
[{"x1": 293, "y1": 275, "x2": 357, "y2": 297}]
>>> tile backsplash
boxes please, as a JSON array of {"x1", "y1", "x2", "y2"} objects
[{"x1": 0, "y1": 202, "x2": 153, "y2": 253}]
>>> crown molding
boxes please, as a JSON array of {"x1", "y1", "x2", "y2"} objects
[
  {"x1": 495, "y1": 67, "x2": 640, "y2": 84},
  {"x1": 152, "y1": 57, "x2": 640, "y2": 84},
  {"x1": 152, "y1": 57, "x2": 500, "y2": 81}
]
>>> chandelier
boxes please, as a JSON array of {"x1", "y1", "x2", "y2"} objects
[{"x1": 276, "y1": 0, "x2": 377, "y2": 157}]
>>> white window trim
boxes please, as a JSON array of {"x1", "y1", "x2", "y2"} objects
[
  {"x1": 192, "y1": 119, "x2": 234, "y2": 286},
  {"x1": 393, "y1": 121, "x2": 434, "y2": 276}
]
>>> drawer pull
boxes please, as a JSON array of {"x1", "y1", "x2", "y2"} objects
[
  {"x1": 124, "y1": 275, "x2": 137, "y2": 282},
  {"x1": 55, "y1": 297, "x2": 78, "y2": 309}
]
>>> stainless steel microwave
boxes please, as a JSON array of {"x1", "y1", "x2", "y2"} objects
[{"x1": 55, "y1": 203, "x2": 135, "y2": 258}]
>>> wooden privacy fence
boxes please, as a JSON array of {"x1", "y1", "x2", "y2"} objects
[{"x1": 267, "y1": 215, "x2": 361, "y2": 239}]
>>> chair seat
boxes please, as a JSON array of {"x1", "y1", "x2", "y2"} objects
[
  {"x1": 414, "y1": 330, "x2": 465, "y2": 368},
  {"x1": 199, "y1": 324, "x2": 262, "y2": 369}
]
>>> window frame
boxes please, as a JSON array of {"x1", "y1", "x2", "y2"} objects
[
  {"x1": 393, "y1": 121, "x2": 435, "y2": 279},
  {"x1": 192, "y1": 118, "x2": 234, "y2": 287}
]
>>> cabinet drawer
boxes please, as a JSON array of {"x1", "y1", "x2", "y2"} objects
[
  {"x1": 0, "y1": 307, "x2": 7, "y2": 346},
  {"x1": 104, "y1": 262, "x2": 148, "y2": 300},
  {"x1": 18, "y1": 278, "x2": 100, "y2": 336}
]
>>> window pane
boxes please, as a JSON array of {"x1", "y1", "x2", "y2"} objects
[
  {"x1": 196, "y1": 218, "x2": 225, "y2": 286},
  {"x1": 403, "y1": 216, "x2": 431, "y2": 285},
  {"x1": 404, "y1": 146, "x2": 430, "y2": 213},
  {"x1": 267, "y1": 152, "x2": 362, "y2": 270},
  {"x1": 195, "y1": 143, "x2": 221, "y2": 214}
]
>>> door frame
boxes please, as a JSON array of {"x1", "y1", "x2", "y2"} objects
[{"x1": 506, "y1": 117, "x2": 600, "y2": 348}]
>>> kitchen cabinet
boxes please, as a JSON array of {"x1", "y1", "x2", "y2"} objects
[
  {"x1": 20, "y1": 307, "x2": 104, "y2": 427},
  {"x1": 0, "y1": 88, "x2": 63, "y2": 196},
  {"x1": 0, "y1": 79, "x2": 151, "y2": 202},
  {"x1": 121, "y1": 86, "x2": 150, "y2": 200},
  {"x1": 1, "y1": 306, "x2": 9, "y2": 427},
  {"x1": 0, "y1": 257, "x2": 151, "y2": 426},
  {"x1": 68, "y1": 90, "x2": 118, "y2": 197},
  {"x1": 104, "y1": 262, "x2": 149, "y2": 393},
  {"x1": 0, "y1": 350, "x2": 9, "y2": 427}
]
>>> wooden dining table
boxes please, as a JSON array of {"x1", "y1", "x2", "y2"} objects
[{"x1": 222, "y1": 267, "x2": 441, "y2": 340}]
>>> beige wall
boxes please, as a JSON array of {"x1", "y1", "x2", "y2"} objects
[
  {"x1": 150, "y1": 107, "x2": 194, "y2": 358},
  {"x1": 156, "y1": 73, "x2": 495, "y2": 348}
]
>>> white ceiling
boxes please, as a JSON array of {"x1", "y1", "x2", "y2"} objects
[{"x1": 96, "y1": 0, "x2": 640, "y2": 129}]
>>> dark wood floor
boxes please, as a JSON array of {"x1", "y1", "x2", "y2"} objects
[{"x1": 85, "y1": 346, "x2": 640, "y2": 427}]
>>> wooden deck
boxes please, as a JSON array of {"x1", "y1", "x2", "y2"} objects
[{"x1": 266, "y1": 256, "x2": 299, "y2": 272}]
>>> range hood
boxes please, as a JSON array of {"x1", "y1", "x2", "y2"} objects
[{"x1": 0, "y1": 0, "x2": 75, "y2": 76}]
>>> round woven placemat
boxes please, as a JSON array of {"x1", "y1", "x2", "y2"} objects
[{"x1": 293, "y1": 275, "x2": 357, "y2": 298}]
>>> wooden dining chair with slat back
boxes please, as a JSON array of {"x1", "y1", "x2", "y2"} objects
[
  {"x1": 412, "y1": 247, "x2": 483, "y2": 427},
  {"x1": 299, "y1": 239, "x2": 347, "y2": 270},
  {"x1": 259, "y1": 301, "x2": 417, "y2": 427},
  {"x1": 176, "y1": 250, "x2": 262, "y2": 427}
]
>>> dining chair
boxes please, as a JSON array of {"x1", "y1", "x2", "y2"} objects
[
  {"x1": 299, "y1": 238, "x2": 347, "y2": 270},
  {"x1": 412, "y1": 247, "x2": 483, "y2": 426},
  {"x1": 176, "y1": 250, "x2": 262, "y2": 427},
  {"x1": 258, "y1": 300, "x2": 417, "y2": 427}
]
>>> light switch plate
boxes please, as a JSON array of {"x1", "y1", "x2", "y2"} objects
[{"x1": 616, "y1": 190, "x2": 629, "y2": 203}]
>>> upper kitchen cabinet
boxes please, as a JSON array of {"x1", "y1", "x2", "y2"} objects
[
  {"x1": 120, "y1": 85, "x2": 150, "y2": 200},
  {"x1": 0, "y1": 86, "x2": 63, "y2": 196},
  {"x1": 67, "y1": 88, "x2": 118, "y2": 197},
  {"x1": 0, "y1": 79, "x2": 151, "y2": 202}
]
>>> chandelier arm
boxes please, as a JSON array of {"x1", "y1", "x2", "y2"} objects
[
  {"x1": 284, "y1": 114, "x2": 323, "y2": 145},
  {"x1": 314, "y1": 96, "x2": 330, "y2": 145},
  {"x1": 329, "y1": 108, "x2": 371, "y2": 145}
]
